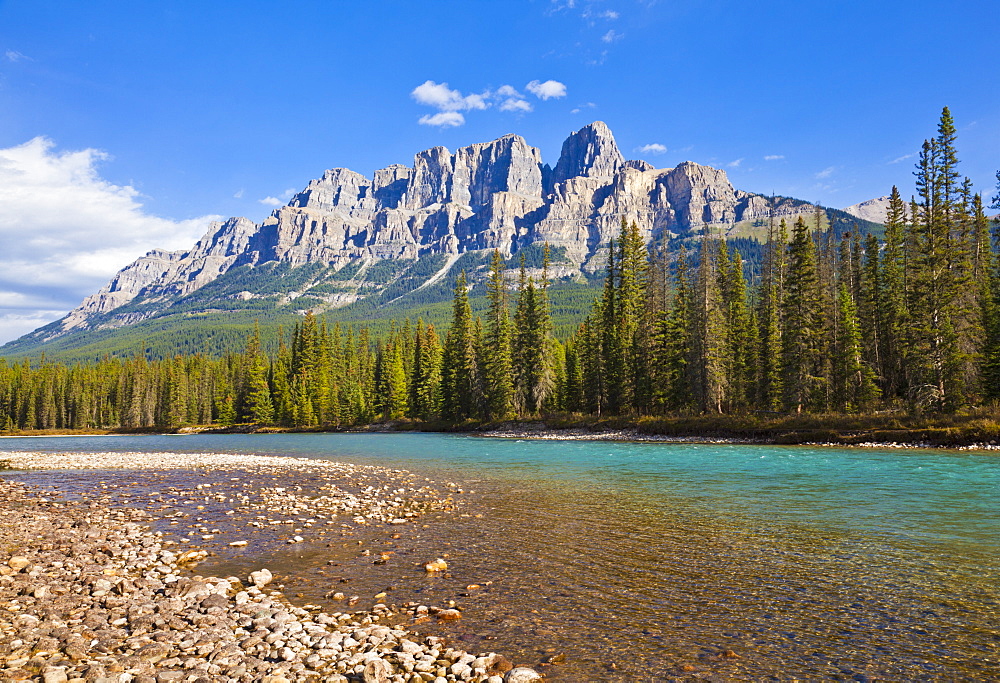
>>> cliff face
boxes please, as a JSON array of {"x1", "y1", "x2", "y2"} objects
[
  {"x1": 43, "y1": 122, "x2": 807, "y2": 340},
  {"x1": 844, "y1": 196, "x2": 892, "y2": 224}
]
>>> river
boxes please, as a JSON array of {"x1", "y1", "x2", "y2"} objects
[{"x1": 3, "y1": 433, "x2": 999, "y2": 680}]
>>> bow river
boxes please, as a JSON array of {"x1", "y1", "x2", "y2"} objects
[{"x1": 3, "y1": 432, "x2": 998, "y2": 680}]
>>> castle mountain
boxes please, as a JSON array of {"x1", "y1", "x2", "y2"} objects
[{"x1": 5, "y1": 122, "x2": 871, "y2": 358}]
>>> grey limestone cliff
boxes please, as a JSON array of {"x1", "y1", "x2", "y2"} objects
[
  {"x1": 48, "y1": 121, "x2": 808, "y2": 339},
  {"x1": 844, "y1": 196, "x2": 891, "y2": 224}
]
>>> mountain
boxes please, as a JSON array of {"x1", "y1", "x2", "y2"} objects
[
  {"x1": 844, "y1": 196, "x2": 891, "y2": 224},
  {"x1": 2, "y1": 122, "x2": 879, "y2": 361}
]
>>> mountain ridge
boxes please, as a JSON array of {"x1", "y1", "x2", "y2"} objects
[{"x1": 3, "y1": 122, "x2": 880, "y2": 359}]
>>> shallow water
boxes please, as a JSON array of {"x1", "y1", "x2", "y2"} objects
[{"x1": 4, "y1": 433, "x2": 999, "y2": 680}]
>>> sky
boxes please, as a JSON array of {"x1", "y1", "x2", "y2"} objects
[{"x1": 0, "y1": 0, "x2": 997, "y2": 344}]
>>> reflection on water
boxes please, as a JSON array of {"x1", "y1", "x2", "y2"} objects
[{"x1": 3, "y1": 433, "x2": 1000, "y2": 680}]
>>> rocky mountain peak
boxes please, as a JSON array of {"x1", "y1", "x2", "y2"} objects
[
  {"x1": 24, "y1": 121, "x2": 827, "y2": 347},
  {"x1": 844, "y1": 196, "x2": 891, "y2": 224},
  {"x1": 551, "y1": 121, "x2": 624, "y2": 186}
]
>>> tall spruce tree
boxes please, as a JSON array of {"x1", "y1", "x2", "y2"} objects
[
  {"x1": 442, "y1": 271, "x2": 478, "y2": 420},
  {"x1": 781, "y1": 217, "x2": 825, "y2": 412},
  {"x1": 482, "y1": 250, "x2": 514, "y2": 419}
]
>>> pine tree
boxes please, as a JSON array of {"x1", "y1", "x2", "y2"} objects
[
  {"x1": 655, "y1": 244, "x2": 693, "y2": 412},
  {"x1": 615, "y1": 220, "x2": 648, "y2": 413},
  {"x1": 442, "y1": 271, "x2": 478, "y2": 420},
  {"x1": 756, "y1": 217, "x2": 787, "y2": 411},
  {"x1": 411, "y1": 321, "x2": 443, "y2": 420},
  {"x1": 241, "y1": 325, "x2": 274, "y2": 424},
  {"x1": 718, "y1": 242, "x2": 753, "y2": 411},
  {"x1": 906, "y1": 107, "x2": 969, "y2": 409},
  {"x1": 482, "y1": 250, "x2": 514, "y2": 419},
  {"x1": 383, "y1": 339, "x2": 408, "y2": 420},
  {"x1": 832, "y1": 283, "x2": 880, "y2": 411},
  {"x1": 690, "y1": 236, "x2": 728, "y2": 413},
  {"x1": 512, "y1": 251, "x2": 556, "y2": 414},
  {"x1": 781, "y1": 217, "x2": 825, "y2": 412}
]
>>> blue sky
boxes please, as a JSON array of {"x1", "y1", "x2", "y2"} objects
[{"x1": 0, "y1": 0, "x2": 998, "y2": 342}]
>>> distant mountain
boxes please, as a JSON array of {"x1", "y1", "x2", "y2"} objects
[
  {"x1": 1, "y1": 122, "x2": 881, "y2": 361},
  {"x1": 844, "y1": 196, "x2": 891, "y2": 224}
]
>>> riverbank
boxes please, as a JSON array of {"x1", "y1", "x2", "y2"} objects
[
  {"x1": 0, "y1": 452, "x2": 539, "y2": 683},
  {"x1": 6, "y1": 409, "x2": 1000, "y2": 449}
]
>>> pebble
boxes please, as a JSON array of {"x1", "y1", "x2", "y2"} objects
[
  {"x1": 0, "y1": 452, "x2": 520, "y2": 683},
  {"x1": 424, "y1": 558, "x2": 448, "y2": 572},
  {"x1": 504, "y1": 668, "x2": 543, "y2": 682}
]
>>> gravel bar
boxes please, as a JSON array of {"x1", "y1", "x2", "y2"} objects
[{"x1": 0, "y1": 451, "x2": 541, "y2": 683}]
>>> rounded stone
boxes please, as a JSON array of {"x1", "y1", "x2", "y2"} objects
[
  {"x1": 504, "y1": 668, "x2": 543, "y2": 683},
  {"x1": 363, "y1": 658, "x2": 393, "y2": 683}
]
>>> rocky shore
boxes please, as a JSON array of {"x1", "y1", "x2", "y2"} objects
[
  {"x1": 0, "y1": 452, "x2": 541, "y2": 683},
  {"x1": 476, "y1": 425, "x2": 1000, "y2": 450}
]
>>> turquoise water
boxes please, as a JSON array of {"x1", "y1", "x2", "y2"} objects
[
  {"x1": 6, "y1": 432, "x2": 997, "y2": 548},
  {"x1": 3, "y1": 433, "x2": 999, "y2": 679}
]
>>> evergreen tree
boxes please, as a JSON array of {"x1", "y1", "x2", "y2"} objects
[
  {"x1": 832, "y1": 283, "x2": 880, "y2": 411},
  {"x1": 441, "y1": 271, "x2": 478, "y2": 420},
  {"x1": 690, "y1": 236, "x2": 728, "y2": 413},
  {"x1": 781, "y1": 217, "x2": 825, "y2": 412},
  {"x1": 242, "y1": 326, "x2": 274, "y2": 424},
  {"x1": 756, "y1": 217, "x2": 787, "y2": 410},
  {"x1": 482, "y1": 250, "x2": 514, "y2": 419}
]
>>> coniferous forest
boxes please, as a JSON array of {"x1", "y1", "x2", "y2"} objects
[{"x1": 2, "y1": 108, "x2": 1000, "y2": 433}]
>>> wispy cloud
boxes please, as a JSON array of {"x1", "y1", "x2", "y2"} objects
[
  {"x1": 548, "y1": 0, "x2": 578, "y2": 12},
  {"x1": 233, "y1": 188, "x2": 244, "y2": 199},
  {"x1": 815, "y1": 166, "x2": 836, "y2": 179},
  {"x1": 496, "y1": 85, "x2": 533, "y2": 113},
  {"x1": 258, "y1": 188, "x2": 297, "y2": 207},
  {"x1": 637, "y1": 143, "x2": 667, "y2": 155},
  {"x1": 4, "y1": 50, "x2": 30, "y2": 63},
  {"x1": 764, "y1": 154, "x2": 784, "y2": 161},
  {"x1": 0, "y1": 137, "x2": 220, "y2": 343},
  {"x1": 601, "y1": 29, "x2": 624, "y2": 43},
  {"x1": 888, "y1": 152, "x2": 916, "y2": 165},
  {"x1": 583, "y1": 7, "x2": 620, "y2": 21},
  {"x1": 727, "y1": 158, "x2": 744, "y2": 168},
  {"x1": 500, "y1": 99, "x2": 533, "y2": 113},
  {"x1": 417, "y1": 112, "x2": 465, "y2": 128},
  {"x1": 570, "y1": 102, "x2": 597, "y2": 114},
  {"x1": 412, "y1": 80, "x2": 566, "y2": 126}
]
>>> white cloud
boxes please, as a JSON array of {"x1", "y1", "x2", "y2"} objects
[
  {"x1": 500, "y1": 98, "x2": 533, "y2": 113},
  {"x1": 411, "y1": 81, "x2": 488, "y2": 112},
  {"x1": 727, "y1": 158, "x2": 744, "y2": 168},
  {"x1": 764, "y1": 154, "x2": 784, "y2": 161},
  {"x1": 5, "y1": 50, "x2": 29, "y2": 62},
  {"x1": 582, "y1": 7, "x2": 620, "y2": 20},
  {"x1": 418, "y1": 111, "x2": 466, "y2": 128},
  {"x1": 0, "y1": 137, "x2": 220, "y2": 344},
  {"x1": 411, "y1": 80, "x2": 566, "y2": 126},
  {"x1": 257, "y1": 188, "x2": 297, "y2": 207},
  {"x1": 637, "y1": 143, "x2": 667, "y2": 155},
  {"x1": 601, "y1": 29, "x2": 624, "y2": 43},
  {"x1": 233, "y1": 188, "x2": 244, "y2": 199},
  {"x1": 815, "y1": 166, "x2": 836, "y2": 179},
  {"x1": 0, "y1": 310, "x2": 68, "y2": 346},
  {"x1": 526, "y1": 79, "x2": 567, "y2": 100},
  {"x1": 889, "y1": 153, "x2": 916, "y2": 165}
]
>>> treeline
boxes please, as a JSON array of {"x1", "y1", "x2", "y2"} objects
[
  {"x1": 567, "y1": 108, "x2": 1000, "y2": 415},
  {"x1": 1, "y1": 108, "x2": 999, "y2": 431}
]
